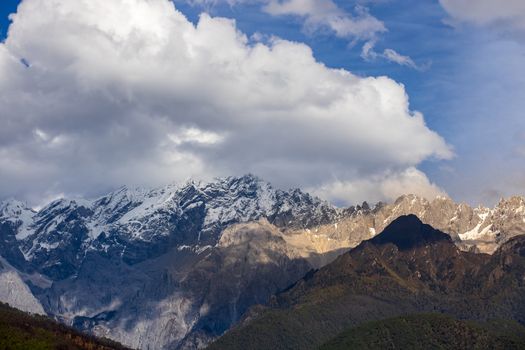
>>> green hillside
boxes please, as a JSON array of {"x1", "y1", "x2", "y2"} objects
[
  {"x1": 320, "y1": 313, "x2": 525, "y2": 350},
  {"x1": 0, "y1": 302, "x2": 130, "y2": 350}
]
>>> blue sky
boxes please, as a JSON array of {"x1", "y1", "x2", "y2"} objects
[
  {"x1": 0, "y1": 0, "x2": 17, "y2": 40},
  {"x1": 0, "y1": 0, "x2": 524, "y2": 206}
]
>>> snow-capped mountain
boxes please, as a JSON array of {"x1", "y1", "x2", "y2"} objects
[
  {"x1": 0, "y1": 175, "x2": 524, "y2": 349},
  {"x1": 3, "y1": 175, "x2": 337, "y2": 279}
]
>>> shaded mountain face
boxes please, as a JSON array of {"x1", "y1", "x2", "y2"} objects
[
  {"x1": 208, "y1": 216, "x2": 525, "y2": 350},
  {"x1": 1, "y1": 176, "x2": 525, "y2": 349},
  {"x1": 369, "y1": 214, "x2": 452, "y2": 250}
]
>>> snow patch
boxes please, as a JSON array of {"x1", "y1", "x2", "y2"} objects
[{"x1": 459, "y1": 223, "x2": 494, "y2": 241}]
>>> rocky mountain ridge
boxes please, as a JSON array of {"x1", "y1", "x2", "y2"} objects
[
  {"x1": 279, "y1": 194, "x2": 525, "y2": 260},
  {"x1": 1, "y1": 175, "x2": 337, "y2": 279}
]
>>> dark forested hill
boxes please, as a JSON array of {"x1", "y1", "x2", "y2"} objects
[
  {"x1": 320, "y1": 314, "x2": 525, "y2": 350},
  {"x1": 0, "y1": 302, "x2": 130, "y2": 350}
]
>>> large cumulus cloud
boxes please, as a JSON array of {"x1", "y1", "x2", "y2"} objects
[{"x1": 0, "y1": 0, "x2": 452, "y2": 205}]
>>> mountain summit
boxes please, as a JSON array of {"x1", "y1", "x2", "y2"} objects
[{"x1": 369, "y1": 214, "x2": 451, "y2": 250}]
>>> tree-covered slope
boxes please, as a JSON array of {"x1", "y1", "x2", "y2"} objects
[
  {"x1": 320, "y1": 314, "x2": 525, "y2": 350},
  {"x1": 0, "y1": 302, "x2": 129, "y2": 350}
]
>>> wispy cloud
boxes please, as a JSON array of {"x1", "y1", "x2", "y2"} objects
[
  {"x1": 184, "y1": 0, "x2": 422, "y2": 68},
  {"x1": 262, "y1": 0, "x2": 423, "y2": 69},
  {"x1": 361, "y1": 40, "x2": 430, "y2": 71},
  {"x1": 262, "y1": 0, "x2": 386, "y2": 41}
]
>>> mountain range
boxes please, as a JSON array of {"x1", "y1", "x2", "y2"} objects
[{"x1": 1, "y1": 175, "x2": 524, "y2": 349}]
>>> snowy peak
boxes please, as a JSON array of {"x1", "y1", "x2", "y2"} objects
[
  {"x1": 91, "y1": 185, "x2": 149, "y2": 224},
  {"x1": 36, "y1": 198, "x2": 92, "y2": 222},
  {"x1": 0, "y1": 199, "x2": 34, "y2": 218},
  {"x1": 0, "y1": 199, "x2": 37, "y2": 240}
]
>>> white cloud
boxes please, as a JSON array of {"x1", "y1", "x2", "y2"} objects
[
  {"x1": 0, "y1": 0, "x2": 452, "y2": 206},
  {"x1": 168, "y1": 128, "x2": 224, "y2": 146},
  {"x1": 312, "y1": 167, "x2": 447, "y2": 206},
  {"x1": 361, "y1": 41, "x2": 427, "y2": 70},
  {"x1": 383, "y1": 49, "x2": 426, "y2": 70},
  {"x1": 440, "y1": 0, "x2": 525, "y2": 32},
  {"x1": 263, "y1": 0, "x2": 385, "y2": 41},
  {"x1": 186, "y1": 0, "x2": 386, "y2": 41}
]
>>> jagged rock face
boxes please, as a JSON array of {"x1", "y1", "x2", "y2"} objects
[
  {"x1": 0, "y1": 256, "x2": 45, "y2": 315},
  {"x1": 488, "y1": 197, "x2": 525, "y2": 243},
  {"x1": 0, "y1": 176, "x2": 524, "y2": 349},
  {"x1": 284, "y1": 194, "x2": 525, "y2": 256}
]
